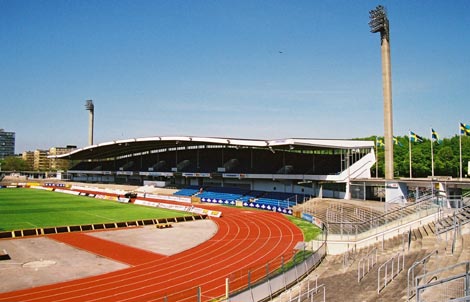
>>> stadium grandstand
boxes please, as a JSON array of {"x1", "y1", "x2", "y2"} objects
[
  {"x1": 4, "y1": 136, "x2": 470, "y2": 301},
  {"x1": 51, "y1": 136, "x2": 375, "y2": 201}
]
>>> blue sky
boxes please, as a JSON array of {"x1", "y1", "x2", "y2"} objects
[{"x1": 1, "y1": 0, "x2": 469, "y2": 153}]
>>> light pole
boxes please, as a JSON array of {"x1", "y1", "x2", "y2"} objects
[
  {"x1": 369, "y1": 5, "x2": 394, "y2": 180},
  {"x1": 85, "y1": 100, "x2": 94, "y2": 146}
]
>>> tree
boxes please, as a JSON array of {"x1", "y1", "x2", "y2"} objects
[
  {"x1": 435, "y1": 146, "x2": 455, "y2": 176},
  {"x1": 1, "y1": 156, "x2": 31, "y2": 171},
  {"x1": 358, "y1": 134, "x2": 470, "y2": 178}
]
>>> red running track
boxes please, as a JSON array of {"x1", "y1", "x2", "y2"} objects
[
  {"x1": 49, "y1": 232, "x2": 167, "y2": 265},
  {"x1": 0, "y1": 206, "x2": 303, "y2": 302}
]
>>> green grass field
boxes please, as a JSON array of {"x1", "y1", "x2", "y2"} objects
[
  {"x1": 286, "y1": 215, "x2": 322, "y2": 241},
  {"x1": 0, "y1": 188, "x2": 189, "y2": 231}
]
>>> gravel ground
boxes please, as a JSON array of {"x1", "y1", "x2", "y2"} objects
[{"x1": 0, "y1": 219, "x2": 217, "y2": 293}]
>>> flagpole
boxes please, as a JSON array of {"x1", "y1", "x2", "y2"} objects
[
  {"x1": 431, "y1": 127, "x2": 434, "y2": 177},
  {"x1": 460, "y1": 123, "x2": 463, "y2": 180},
  {"x1": 409, "y1": 130, "x2": 412, "y2": 178}
]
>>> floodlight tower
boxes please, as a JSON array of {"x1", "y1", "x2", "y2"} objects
[
  {"x1": 369, "y1": 5, "x2": 394, "y2": 179},
  {"x1": 85, "y1": 100, "x2": 94, "y2": 146}
]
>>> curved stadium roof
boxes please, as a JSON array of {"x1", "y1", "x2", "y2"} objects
[{"x1": 53, "y1": 136, "x2": 375, "y2": 160}]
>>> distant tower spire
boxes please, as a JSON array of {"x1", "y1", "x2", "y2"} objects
[{"x1": 85, "y1": 100, "x2": 94, "y2": 146}]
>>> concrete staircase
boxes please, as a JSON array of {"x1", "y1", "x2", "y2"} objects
[
  {"x1": 296, "y1": 198, "x2": 439, "y2": 237},
  {"x1": 435, "y1": 206, "x2": 470, "y2": 234},
  {"x1": 276, "y1": 201, "x2": 470, "y2": 302},
  {"x1": 301, "y1": 223, "x2": 467, "y2": 302}
]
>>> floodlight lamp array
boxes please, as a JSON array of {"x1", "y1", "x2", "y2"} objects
[
  {"x1": 85, "y1": 99, "x2": 94, "y2": 111},
  {"x1": 368, "y1": 5, "x2": 387, "y2": 33}
]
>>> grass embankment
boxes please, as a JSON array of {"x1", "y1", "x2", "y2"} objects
[
  {"x1": 286, "y1": 215, "x2": 322, "y2": 241},
  {"x1": 0, "y1": 188, "x2": 189, "y2": 231},
  {"x1": 282, "y1": 215, "x2": 324, "y2": 270}
]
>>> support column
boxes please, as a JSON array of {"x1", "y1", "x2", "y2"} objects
[{"x1": 382, "y1": 37, "x2": 394, "y2": 180}]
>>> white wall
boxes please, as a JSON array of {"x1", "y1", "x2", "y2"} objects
[{"x1": 385, "y1": 181, "x2": 408, "y2": 203}]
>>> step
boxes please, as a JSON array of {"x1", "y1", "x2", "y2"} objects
[
  {"x1": 423, "y1": 224, "x2": 434, "y2": 236},
  {"x1": 428, "y1": 222, "x2": 436, "y2": 234},
  {"x1": 413, "y1": 228, "x2": 423, "y2": 240}
]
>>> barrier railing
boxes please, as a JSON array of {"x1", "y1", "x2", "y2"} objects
[
  {"x1": 291, "y1": 283, "x2": 326, "y2": 302},
  {"x1": 227, "y1": 241, "x2": 327, "y2": 302},
  {"x1": 325, "y1": 197, "x2": 439, "y2": 242},
  {"x1": 377, "y1": 252, "x2": 405, "y2": 294},
  {"x1": 436, "y1": 206, "x2": 470, "y2": 235},
  {"x1": 416, "y1": 270, "x2": 469, "y2": 302},
  {"x1": 278, "y1": 275, "x2": 318, "y2": 301},
  {"x1": 227, "y1": 251, "x2": 293, "y2": 294},
  {"x1": 358, "y1": 247, "x2": 378, "y2": 283},
  {"x1": 343, "y1": 246, "x2": 356, "y2": 270},
  {"x1": 407, "y1": 249, "x2": 438, "y2": 301},
  {"x1": 415, "y1": 261, "x2": 470, "y2": 302}
]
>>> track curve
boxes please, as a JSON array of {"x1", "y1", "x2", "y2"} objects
[{"x1": 0, "y1": 206, "x2": 303, "y2": 302}]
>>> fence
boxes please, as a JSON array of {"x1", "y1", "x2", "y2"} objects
[
  {"x1": 358, "y1": 247, "x2": 378, "y2": 283},
  {"x1": 284, "y1": 283, "x2": 326, "y2": 302},
  {"x1": 228, "y1": 242, "x2": 327, "y2": 302},
  {"x1": 436, "y1": 206, "x2": 470, "y2": 236},
  {"x1": 407, "y1": 250, "x2": 438, "y2": 300},
  {"x1": 416, "y1": 261, "x2": 470, "y2": 302},
  {"x1": 155, "y1": 242, "x2": 327, "y2": 302},
  {"x1": 377, "y1": 252, "x2": 405, "y2": 294},
  {"x1": 278, "y1": 275, "x2": 325, "y2": 302},
  {"x1": 342, "y1": 245, "x2": 357, "y2": 269},
  {"x1": 325, "y1": 195, "x2": 439, "y2": 242}
]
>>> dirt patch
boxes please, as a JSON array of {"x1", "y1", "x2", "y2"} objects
[
  {"x1": 89, "y1": 219, "x2": 217, "y2": 256},
  {"x1": 0, "y1": 237, "x2": 128, "y2": 293},
  {"x1": 0, "y1": 219, "x2": 217, "y2": 293}
]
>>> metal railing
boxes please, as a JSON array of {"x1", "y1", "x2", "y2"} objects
[
  {"x1": 325, "y1": 196, "x2": 439, "y2": 241},
  {"x1": 436, "y1": 206, "x2": 469, "y2": 234},
  {"x1": 343, "y1": 246, "x2": 356, "y2": 269},
  {"x1": 228, "y1": 241, "x2": 327, "y2": 302},
  {"x1": 358, "y1": 247, "x2": 378, "y2": 283},
  {"x1": 407, "y1": 249, "x2": 438, "y2": 300},
  {"x1": 377, "y1": 252, "x2": 405, "y2": 294},
  {"x1": 282, "y1": 283, "x2": 326, "y2": 302},
  {"x1": 308, "y1": 283, "x2": 326, "y2": 302},
  {"x1": 278, "y1": 276, "x2": 325, "y2": 302},
  {"x1": 415, "y1": 261, "x2": 470, "y2": 302},
  {"x1": 416, "y1": 263, "x2": 470, "y2": 302}
]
